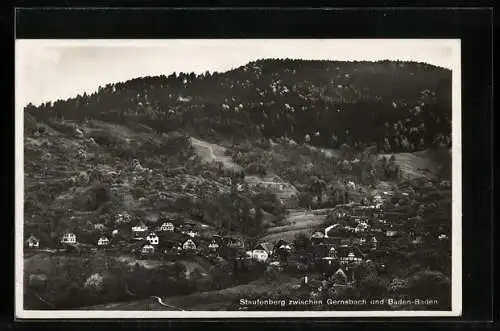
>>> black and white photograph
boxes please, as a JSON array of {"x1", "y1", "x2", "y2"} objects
[{"x1": 15, "y1": 39, "x2": 461, "y2": 318}]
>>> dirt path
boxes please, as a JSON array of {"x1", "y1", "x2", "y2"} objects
[
  {"x1": 190, "y1": 137, "x2": 242, "y2": 171},
  {"x1": 150, "y1": 296, "x2": 186, "y2": 311}
]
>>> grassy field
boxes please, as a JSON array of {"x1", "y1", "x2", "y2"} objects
[{"x1": 260, "y1": 210, "x2": 326, "y2": 242}]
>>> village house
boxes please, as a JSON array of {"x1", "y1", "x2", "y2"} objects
[
  {"x1": 186, "y1": 230, "x2": 199, "y2": 238},
  {"x1": 373, "y1": 194, "x2": 383, "y2": 203},
  {"x1": 275, "y1": 239, "x2": 291, "y2": 251},
  {"x1": 94, "y1": 223, "x2": 106, "y2": 231},
  {"x1": 320, "y1": 256, "x2": 338, "y2": 270},
  {"x1": 141, "y1": 244, "x2": 155, "y2": 255},
  {"x1": 146, "y1": 232, "x2": 159, "y2": 245},
  {"x1": 327, "y1": 246, "x2": 338, "y2": 258},
  {"x1": 159, "y1": 222, "x2": 175, "y2": 232},
  {"x1": 438, "y1": 234, "x2": 449, "y2": 241},
  {"x1": 182, "y1": 239, "x2": 197, "y2": 251},
  {"x1": 386, "y1": 230, "x2": 399, "y2": 237},
  {"x1": 336, "y1": 245, "x2": 364, "y2": 265},
  {"x1": 25, "y1": 235, "x2": 39, "y2": 249},
  {"x1": 61, "y1": 232, "x2": 77, "y2": 245},
  {"x1": 226, "y1": 237, "x2": 245, "y2": 250},
  {"x1": 131, "y1": 222, "x2": 149, "y2": 238},
  {"x1": 97, "y1": 236, "x2": 110, "y2": 247},
  {"x1": 115, "y1": 212, "x2": 132, "y2": 224},
  {"x1": 251, "y1": 242, "x2": 274, "y2": 262},
  {"x1": 252, "y1": 242, "x2": 274, "y2": 262},
  {"x1": 333, "y1": 267, "x2": 348, "y2": 285},
  {"x1": 254, "y1": 242, "x2": 274, "y2": 256},
  {"x1": 251, "y1": 249, "x2": 269, "y2": 263},
  {"x1": 354, "y1": 223, "x2": 368, "y2": 233},
  {"x1": 208, "y1": 241, "x2": 220, "y2": 251},
  {"x1": 211, "y1": 235, "x2": 224, "y2": 245},
  {"x1": 311, "y1": 231, "x2": 325, "y2": 244}
]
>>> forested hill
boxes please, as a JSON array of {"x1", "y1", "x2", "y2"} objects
[{"x1": 24, "y1": 59, "x2": 452, "y2": 153}]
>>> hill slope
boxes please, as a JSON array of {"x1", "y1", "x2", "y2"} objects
[
  {"x1": 25, "y1": 59, "x2": 452, "y2": 153},
  {"x1": 22, "y1": 59, "x2": 453, "y2": 311}
]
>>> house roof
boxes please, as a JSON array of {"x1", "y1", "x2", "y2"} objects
[
  {"x1": 275, "y1": 239, "x2": 288, "y2": 247},
  {"x1": 336, "y1": 245, "x2": 364, "y2": 258},
  {"x1": 255, "y1": 242, "x2": 274, "y2": 252},
  {"x1": 334, "y1": 268, "x2": 348, "y2": 279},
  {"x1": 25, "y1": 235, "x2": 39, "y2": 242},
  {"x1": 311, "y1": 232, "x2": 325, "y2": 238}
]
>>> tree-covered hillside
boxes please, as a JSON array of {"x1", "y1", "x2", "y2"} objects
[{"x1": 25, "y1": 59, "x2": 452, "y2": 153}]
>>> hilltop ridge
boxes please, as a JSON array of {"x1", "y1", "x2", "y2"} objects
[{"x1": 25, "y1": 58, "x2": 451, "y2": 153}]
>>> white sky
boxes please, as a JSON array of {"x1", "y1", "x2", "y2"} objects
[{"x1": 15, "y1": 39, "x2": 459, "y2": 107}]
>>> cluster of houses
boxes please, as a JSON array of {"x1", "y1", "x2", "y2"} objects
[{"x1": 24, "y1": 213, "x2": 203, "y2": 252}]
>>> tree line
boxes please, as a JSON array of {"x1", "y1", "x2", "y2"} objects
[{"x1": 25, "y1": 59, "x2": 452, "y2": 153}]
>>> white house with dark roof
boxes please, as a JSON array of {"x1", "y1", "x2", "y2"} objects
[
  {"x1": 254, "y1": 242, "x2": 274, "y2": 255},
  {"x1": 25, "y1": 235, "x2": 39, "y2": 248},
  {"x1": 251, "y1": 250, "x2": 269, "y2": 262},
  {"x1": 208, "y1": 241, "x2": 220, "y2": 251},
  {"x1": 146, "y1": 232, "x2": 159, "y2": 245},
  {"x1": 337, "y1": 245, "x2": 364, "y2": 265},
  {"x1": 251, "y1": 242, "x2": 274, "y2": 262},
  {"x1": 61, "y1": 232, "x2": 77, "y2": 245},
  {"x1": 141, "y1": 244, "x2": 155, "y2": 255},
  {"x1": 182, "y1": 239, "x2": 197, "y2": 250},
  {"x1": 132, "y1": 222, "x2": 148, "y2": 233},
  {"x1": 160, "y1": 222, "x2": 175, "y2": 232},
  {"x1": 438, "y1": 234, "x2": 449, "y2": 241},
  {"x1": 333, "y1": 268, "x2": 348, "y2": 284},
  {"x1": 97, "y1": 236, "x2": 110, "y2": 246}
]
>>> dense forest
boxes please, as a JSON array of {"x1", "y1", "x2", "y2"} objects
[{"x1": 25, "y1": 59, "x2": 452, "y2": 152}]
